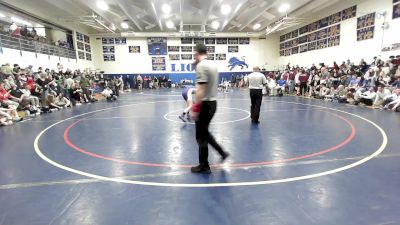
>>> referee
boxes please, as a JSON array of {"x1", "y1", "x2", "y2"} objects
[
  {"x1": 191, "y1": 43, "x2": 229, "y2": 173},
  {"x1": 247, "y1": 66, "x2": 267, "y2": 124}
]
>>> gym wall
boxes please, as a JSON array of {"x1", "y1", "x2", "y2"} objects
[
  {"x1": 90, "y1": 36, "x2": 280, "y2": 75},
  {"x1": 278, "y1": 0, "x2": 400, "y2": 67}
]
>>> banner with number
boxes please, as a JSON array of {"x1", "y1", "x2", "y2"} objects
[{"x1": 152, "y1": 57, "x2": 166, "y2": 71}]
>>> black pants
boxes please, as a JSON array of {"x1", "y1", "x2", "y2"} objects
[
  {"x1": 250, "y1": 89, "x2": 263, "y2": 122},
  {"x1": 299, "y1": 82, "x2": 307, "y2": 95},
  {"x1": 195, "y1": 101, "x2": 224, "y2": 166}
]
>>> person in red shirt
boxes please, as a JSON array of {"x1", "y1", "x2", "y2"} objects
[
  {"x1": 0, "y1": 83, "x2": 20, "y2": 108},
  {"x1": 288, "y1": 69, "x2": 296, "y2": 94},
  {"x1": 298, "y1": 70, "x2": 309, "y2": 96},
  {"x1": 333, "y1": 61, "x2": 339, "y2": 71}
]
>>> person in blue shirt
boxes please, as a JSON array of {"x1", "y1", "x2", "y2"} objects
[{"x1": 276, "y1": 78, "x2": 286, "y2": 96}]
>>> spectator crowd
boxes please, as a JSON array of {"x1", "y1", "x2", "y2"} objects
[
  {"x1": 0, "y1": 62, "x2": 114, "y2": 126},
  {"x1": 258, "y1": 55, "x2": 400, "y2": 112}
]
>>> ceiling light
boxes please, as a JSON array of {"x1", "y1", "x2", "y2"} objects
[
  {"x1": 221, "y1": 4, "x2": 231, "y2": 15},
  {"x1": 278, "y1": 3, "x2": 290, "y2": 13},
  {"x1": 120, "y1": 22, "x2": 129, "y2": 29},
  {"x1": 211, "y1": 21, "x2": 220, "y2": 29},
  {"x1": 96, "y1": 1, "x2": 109, "y2": 11},
  {"x1": 253, "y1": 23, "x2": 261, "y2": 30},
  {"x1": 234, "y1": 3, "x2": 242, "y2": 14},
  {"x1": 166, "y1": 20, "x2": 174, "y2": 29},
  {"x1": 0, "y1": 13, "x2": 5, "y2": 18},
  {"x1": 110, "y1": 23, "x2": 116, "y2": 30},
  {"x1": 162, "y1": 4, "x2": 171, "y2": 14}
]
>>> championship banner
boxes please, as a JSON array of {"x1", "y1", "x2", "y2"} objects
[
  {"x1": 308, "y1": 42, "x2": 317, "y2": 51},
  {"x1": 299, "y1": 35, "x2": 308, "y2": 44},
  {"x1": 317, "y1": 39, "x2": 328, "y2": 49},
  {"x1": 84, "y1": 35, "x2": 90, "y2": 43},
  {"x1": 308, "y1": 32, "x2": 317, "y2": 42},
  {"x1": 76, "y1": 32, "x2": 83, "y2": 41},
  {"x1": 206, "y1": 46, "x2": 215, "y2": 53},
  {"x1": 328, "y1": 36, "x2": 340, "y2": 47},
  {"x1": 102, "y1": 37, "x2": 115, "y2": 45},
  {"x1": 169, "y1": 54, "x2": 180, "y2": 60},
  {"x1": 238, "y1": 38, "x2": 250, "y2": 44},
  {"x1": 308, "y1": 21, "x2": 318, "y2": 32},
  {"x1": 128, "y1": 46, "x2": 140, "y2": 53},
  {"x1": 84, "y1": 44, "x2": 91, "y2": 53},
  {"x1": 228, "y1": 38, "x2": 239, "y2": 45},
  {"x1": 103, "y1": 54, "x2": 115, "y2": 61},
  {"x1": 317, "y1": 28, "x2": 327, "y2": 40},
  {"x1": 299, "y1": 44, "x2": 308, "y2": 53},
  {"x1": 329, "y1": 12, "x2": 342, "y2": 25},
  {"x1": 181, "y1": 54, "x2": 192, "y2": 60},
  {"x1": 194, "y1": 38, "x2": 205, "y2": 44},
  {"x1": 328, "y1": 24, "x2": 341, "y2": 37},
  {"x1": 299, "y1": 25, "x2": 309, "y2": 35},
  {"x1": 357, "y1": 13, "x2": 375, "y2": 29},
  {"x1": 205, "y1": 38, "x2": 216, "y2": 45},
  {"x1": 291, "y1": 30, "x2": 299, "y2": 38},
  {"x1": 168, "y1": 46, "x2": 180, "y2": 52},
  {"x1": 215, "y1": 54, "x2": 227, "y2": 60},
  {"x1": 115, "y1": 37, "x2": 127, "y2": 45},
  {"x1": 228, "y1": 46, "x2": 239, "y2": 53},
  {"x1": 181, "y1": 38, "x2": 192, "y2": 44},
  {"x1": 78, "y1": 51, "x2": 85, "y2": 60},
  {"x1": 147, "y1": 37, "x2": 167, "y2": 55},
  {"x1": 357, "y1": 26, "x2": 374, "y2": 41},
  {"x1": 291, "y1": 47, "x2": 299, "y2": 54},
  {"x1": 85, "y1": 53, "x2": 92, "y2": 61},
  {"x1": 77, "y1": 42, "x2": 84, "y2": 50},
  {"x1": 207, "y1": 54, "x2": 215, "y2": 60},
  {"x1": 181, "y1": 46, "x2": 192, "y2": 52},
  {"x1": 393, "y1": 3, "x2": 400, "y2": 19},
  {"x1": 102, "y1": 46, "x2": 115, "y2": 53},
  {"x1": 152, "y1": 57, "x2": 166, "y2": 71},
  {"x1": 216, "y1": 38, "x2": 228, "y2": 44},
  {"x1": 342, "y1": 5, "x2": 357, "y2": 20},
  {"x1": 317, "y1": 17, "x2": 329, "y2": 29}
]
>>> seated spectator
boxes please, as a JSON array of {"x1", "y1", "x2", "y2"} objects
[
  {"x1": 102, "y1": 86, "x2": 117, "y2": 101},
  {"x1": 275, "y1": 77, "x2": 286, "y2": 96},
  {"x1": 316, "y1": 84, "x2": 330, "y2": 99},
  {"x1": 372, "y1": 85, "x2": 391, "y2": 108},
  {"x1": 71, "y1": 83, "x2": 83, "y2": 105},
  {"x1": 46, "y1": 94, "x2": 63, "y2": 111},
  {"x1": 383, "y1": 89, "x2": 400, "y2": 111},
  {"x1": 0, "y1": 83, "x2": 20, "y2": 108},
  {"x1": 1, "y1": 63, "x2": 13, "y2": 77},
  {"x1": 3, "y1": 75, "x2": 16, "y2": 90},
  {"x1": 355, "y1": 87, "x2": 377, "y2": 106},
  {"x1": 55, "y1": 93, "x2": 71, "y2": 108},
  {"x1": 20, "y1": 84, "x2": 40, "y2": 108},
  {"x1": 325, "y1": 86, "x2": 338, "y2": 101},
  {"x1": 0, "y1": 104, "x2": 22, "y2": 122},
  {"x1": 336, "y1": 85, "x2": 348, "y2": 103}
]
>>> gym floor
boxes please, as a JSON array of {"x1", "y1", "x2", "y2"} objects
[{"x1": 0, "y1": 89, "x2": 399, "y2": 225}]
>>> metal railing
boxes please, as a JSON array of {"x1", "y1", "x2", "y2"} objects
[{"x1": 0, "y1": 32, "x2": 77, "y2": 59}]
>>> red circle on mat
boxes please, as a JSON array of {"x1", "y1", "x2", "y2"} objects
[{"x1": 63, "y1": 111, "x2": 356, "y2": 168}]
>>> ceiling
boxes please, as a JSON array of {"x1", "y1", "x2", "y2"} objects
[{"x1": 0, "y1": 0, "x2": 357, "y2": 34}]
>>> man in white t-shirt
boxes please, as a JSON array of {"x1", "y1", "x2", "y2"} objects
[{"x1": 247, "y1": 66, "x2": 267, "y2": 124}]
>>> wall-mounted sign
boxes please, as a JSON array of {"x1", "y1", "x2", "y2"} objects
[
  {"x1": 152, "y1": 57, "x2": 166, "y2": 71},
  {"x1": 102, "y1": 46, "x2": 115, "y2": 53},
  {"x1": 115, "y1": 37, "x2": 127, "y2": 45},
  {"x1": 129, "y1": 46, "x2": 140, "y2": 53}
]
